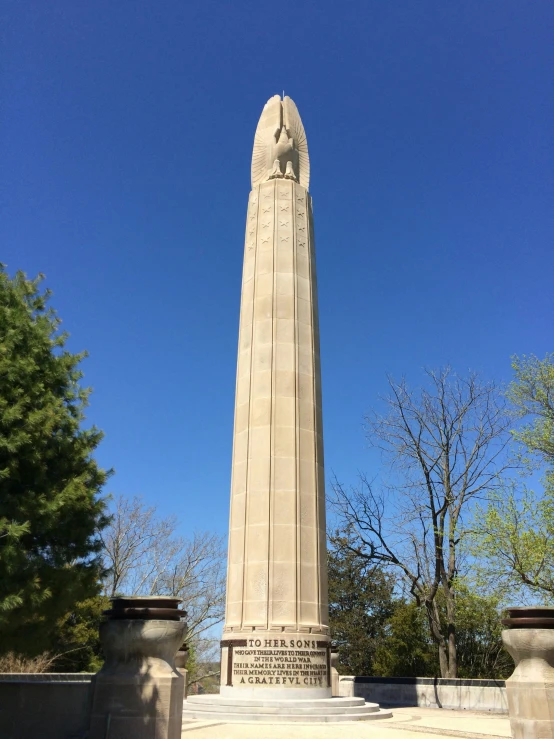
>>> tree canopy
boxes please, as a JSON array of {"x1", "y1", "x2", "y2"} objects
[
  {"x1": 0, "y1": 267, "x2": 109, "y2": 656},
  {"x1": 508, "y1": 354, "x2": 554, "y2": 498},
  {"x1": 331, "y1": 368, "x2": 512, "y2": 678},
  {"x1": 328, "y1": 535, "x2": 395, "y2": 675},
  {"x1": 471, "y1": 354, "x2": 554, "y2": 600}
]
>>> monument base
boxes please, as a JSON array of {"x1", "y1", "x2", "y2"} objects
[
  {"x1": 182, "y1": 695, "x2": 392, "y2": 723},
  {"x1": 206, "y1": 632, "x2": 394, "y2": 718},
  {"x1": 219, "y1": 632, "x2": 333, "y2": 696}
]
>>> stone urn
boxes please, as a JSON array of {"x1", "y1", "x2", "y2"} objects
[
  {"x1": 502, "y1": 607, "x2": 554, "y2": 739},
  {"x1": 89, "y1": 596, "x2": 187, "y2": 739},
  {"x1": 175, "y1": 643, "x2": 189, "y2": 670}
]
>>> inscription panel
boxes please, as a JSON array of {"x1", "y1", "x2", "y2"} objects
[{"x1": 229, "y1": 638, "x2": 329, "y2": 688}]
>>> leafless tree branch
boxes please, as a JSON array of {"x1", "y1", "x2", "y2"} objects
[{"x1": 329, "y1": 368, "x2": 513, "y2": 677}]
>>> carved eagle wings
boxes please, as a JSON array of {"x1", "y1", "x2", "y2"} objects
[{"x1": 251, "y1": 95, "x2": 310, "y2": 191}]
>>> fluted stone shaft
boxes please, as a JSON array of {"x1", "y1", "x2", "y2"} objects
[
  {"x1": 221, "y1": 96, "x2": 329, "y2": 700},
  {"x1": 225, "y1": 176, "x2": 327, "y2": 633}
]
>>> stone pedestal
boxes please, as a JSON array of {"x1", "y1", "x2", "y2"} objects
[
  {"x1": 502, "y1": 607, "x2": 554, "y2": 739},
  {"x1": 90, "y1": 598, "x2": 186, "y2": 739}
]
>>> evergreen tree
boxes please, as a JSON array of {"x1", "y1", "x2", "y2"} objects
[
  {"x1": 328, "y1": 535, "x2": 395, "y2": 675},
  {"x1": 373, "y1": 600, "x2": 438, "y2": 677},
  {"x1": 50, "y1": 595, "x2": 110, "y2": 672},
  {"x1": 0, "y1": 267, "x2": 110, "y2": 657}
]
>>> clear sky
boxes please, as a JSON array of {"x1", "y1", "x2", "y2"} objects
[{"x1": 2, "y1": 1, "x2": 553, "y2": 537}]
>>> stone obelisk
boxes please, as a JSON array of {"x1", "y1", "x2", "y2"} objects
[
  {"x1": 221, "y1": 94, "x2": 330, "y2": 699},
  {"x1": 182, "y1": 96, "x2": 391, "y2": 721}
]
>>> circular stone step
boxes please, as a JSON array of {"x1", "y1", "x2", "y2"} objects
[
  {"x1": 185, "y1": 703, "x2": 378, "y2": 715},
  {"x1": 186, "y1": 695, "x2": 367, "y2": 708},
  {"x1": 182, "y1": 696, "x2": 392, "y2": 723},
  {"x1": 182, "y1": 709, "x2": 392, "y2": 723}
]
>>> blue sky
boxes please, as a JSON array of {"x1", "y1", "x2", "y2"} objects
[{"x1": 2, "y1": 1, "x2": 553, "y2": 537}]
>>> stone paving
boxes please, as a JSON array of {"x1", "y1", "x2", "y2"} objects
[{"x1": 182, "y1": 706, "x2": 512, "y2": 739}]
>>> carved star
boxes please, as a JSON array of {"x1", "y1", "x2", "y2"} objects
[
  {"x1": 248, "y1": 243, "x2": 254, "y2": 250},
  {"x1": 297, "y1": 211, "x2": 304, "y2": 217},
  {"x1": 263, "y1": 206, "x2": 271, "y2": 213},
  {"x1": 280, "y1": 220, "x2": 289, "y2": 227},
  {"x1": 249, "y1": 230, "x2": 255, "y2": 237},
  {"x1": 299, "y1": 240, "x2": 306, "y2": 248},
  {"x1": 280, "y1": 236, "x2": 289, "y2": 243},
  {"x1": 250, "y1": 197, "x2": 258, "y2": 205},
  {"x1": 263, "y1": 192, "x2": 272, "y2": 199},
  {"x1": 262, "y1": 221, "x2": 270, "y2": 228},
  {"x1": 280, "y1": 205, "x2": 289, "y2": 212},
  {"x1": 279, "y1": 190, "x2": 289, "y2": 198},
  {"x1": 298, "y1": 226, "x2": 306, "y2": 232},
  {"x1": 261, "y1": 236, "x2": 270, "y2": 244}
]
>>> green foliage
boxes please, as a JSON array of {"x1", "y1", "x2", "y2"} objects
[
  {"x1": 0, "y1": 517, "x2": 32, "y2": 615},
  {"x1": 328, "y1": 536, "x2": 395, "y2": 675},
  {"x1": 454, "y1": 586, "x2": 513, "y2": 679},
  {"x1": 470, "y1": 355, "x2": 554, "y2": 599},
  {"x1": 185, "y1": 642, "x2": 198, "y2": 685},
  {"x1": 0, "y1": 267, "x2": 110, "y2": 658},
  {"x1": 508, "y1": 354, "x2": 554, "y2": 474},
  {"x1": 373, "y1": 601, "x2": 438, "y2": 677},
  {"x1": 329, "y1": 531, "x2": 511, "y2": 679},
  {"x1": 50, "y1": 595, "x2": 110, "y2": 672},
  {"x1": 472, "y1": 486, "x2": 554, "y2": 598},
  {"x1": 368, "y1": 589, "x2": 511, "y2": 679},
  {"x1": 184, "y1": 641, "x2": 221, "y2": 694}
]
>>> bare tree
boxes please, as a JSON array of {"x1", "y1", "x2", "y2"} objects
[
  {"x1": 100, "y1": 496, "x2": 179, "y2": 597},
  {"x1": 154, "y1": 529, "x2": 227, "y2": 643},
  {"x1": 100, "y1": 495, "x2": 226, "y2": 687},
  {"x1": 330, "y1": 368, "x2": 512, "y2": 678}
]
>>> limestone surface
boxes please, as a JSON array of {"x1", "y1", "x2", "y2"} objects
[
  {"x1": 90, "y1": 619, "x2": 186, "y2": 739},
  {"x1": 502, "y1": 628, "x2": 554, "y2": 739},
  {"x1": 221, "y1": 95, "x2": 329, "y2": 700},
  {"x1": 181, "y1": 706, "x2": 512, "y2": 738}
]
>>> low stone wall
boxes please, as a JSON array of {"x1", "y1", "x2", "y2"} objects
[
  {"x1": 0, "y1": 673, "x2": 94, "y2": 739},
  {"x1": 339, "y1": 675, "x2": 508, "y2": 713}
]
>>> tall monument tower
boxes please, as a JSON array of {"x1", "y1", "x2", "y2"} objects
[
  {"x1": 222, "y1": 94, "x2": 329, "y2": 698},
  {"x1": 183, "y1": 96, "x2": 390, "y2": 722}
]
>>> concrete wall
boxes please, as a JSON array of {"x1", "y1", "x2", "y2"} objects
[
  {"x1": 339, "y1": 675, "x2": 508, "y2": 713},
  {"x1": 0, "y1": 673, "x2": 94, "y2": 739}
]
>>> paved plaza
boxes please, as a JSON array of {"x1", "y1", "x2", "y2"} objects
[{"x1": 182, "y1": 706, "x2": 511, "y2": 739}]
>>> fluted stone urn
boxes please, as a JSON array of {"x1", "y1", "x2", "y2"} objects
[
  {"x1": 502, "y1": 607, "x2": 554, "y2": 739},
  {"x1": 89, "y1": 596, "x2": 187, "y2": 739}
]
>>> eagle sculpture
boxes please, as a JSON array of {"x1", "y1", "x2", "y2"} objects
[{"x1": 251, "y1": 95, "x2": 310, "y2": 191}]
